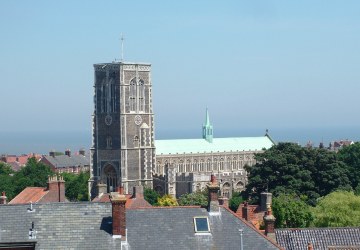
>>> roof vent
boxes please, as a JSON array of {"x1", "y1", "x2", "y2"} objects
[
  {"x1": 27, "y1": 202, "x2": 35, "y2": 213},
  {"x1": 28, "y1": 222, "x2": 37, "y2": 239}
]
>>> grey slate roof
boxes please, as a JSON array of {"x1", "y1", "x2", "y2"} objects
[
  {"x1": 276, "y1": 227, "x2": 360, "y2": 250},
  {"x1": 0, "y1": 203, "x2": 281, "y2": 250},
  {"x1": 42, "y1": 155, "x2": 89, "y2": 168}
]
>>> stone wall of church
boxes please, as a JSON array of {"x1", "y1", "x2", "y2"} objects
[{"x1": 155, "y1": 150, "x2": 260, "y2": 198}]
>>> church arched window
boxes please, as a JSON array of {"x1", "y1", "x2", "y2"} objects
[
  {"x1": 207, "y1": 159, "x2": 212, "y2": 172},
  {"x1": 102, "y1": 164, "x2": 117, "y2": 193},
  {"x1": 213, "y1": 158, "x2": 218, "y2": 171},
  {"x1": 138, "y1": 79, "x2": 145, "y2": 112},
  {"x1": 236, "y1": 181, "x2": 245, "y2": 192},
  {"x1": 200, "y1": 159, "x2": 205, "y2": 172},
  {"x1": 219, "y1": 158, "x2": 224, "y2": 171},
  {"x1": 106, "y1": 136, "x2": 112, "y2": 149},
  {"x1": 222, "y1": 182, "x2": 231, "y2": 198},
  {"x1": 129, "y1": 78, "x2": 136, "y2": 112},
  {"x1": 179, "y1": 160, "x2": 184, "y2": 173},
  {"x1": 186, "y1": 159, "x2": 191, "y2": 172}
]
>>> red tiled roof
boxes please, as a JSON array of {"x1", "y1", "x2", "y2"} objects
[{"x1": 9, "y1": 187, "x2": 48, "y2": 204}]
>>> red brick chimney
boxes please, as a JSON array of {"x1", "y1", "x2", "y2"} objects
[
  {"x1": 111, "y1": 186, "x2": 127, "y2": 238},
  {"x1": 207, "y1": 174, "x2": 220, "y2": 213},
  {"x1": 0, "y1": 191, "x2": 7, "y2": 204},
  {"x1": 263, "y1": 206, "x2": 276, "y2": 241},
  {"x1": 47, "y1": 176, "x2": 65, "y2": 202}
]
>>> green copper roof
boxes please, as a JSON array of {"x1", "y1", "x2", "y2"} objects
[{"x1": 155, "y1": 136, "x2": 274, "y2": 155}]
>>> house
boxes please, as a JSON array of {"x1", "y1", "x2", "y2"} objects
[
  {"x1": 0, "y1": 176, "x2": 282, "y2": 250},
  {"x1": 8, "y1": 176, "x2": 66, "y2": 204},
  {"x1": 40, "y1": 149, "x2": 89, "y2": 174},
  {"x1": 275, "y1": 227, "x2": 360, "y2": 250},
  {"x1": 329, "y1": 139, "x2": 354, "y2": 151},
  {"x1": 0, "y1": 153, "x2": 41, "y2": 171}
]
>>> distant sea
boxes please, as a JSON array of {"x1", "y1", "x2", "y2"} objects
[{"x1": 1, "y1": 126, "x2": 359, "y2": 155}]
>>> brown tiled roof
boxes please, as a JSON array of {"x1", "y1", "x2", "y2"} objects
[{"x1": 9, "y1": 187, "x2": 48, "y2": 204}]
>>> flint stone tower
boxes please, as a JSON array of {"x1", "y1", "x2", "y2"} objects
[{"x1": 89, "y1": 62, "x2": 155, "y2": 199}]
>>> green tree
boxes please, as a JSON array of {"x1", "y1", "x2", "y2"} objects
[
  {"x1": 0, "y1": 162, "x2": 15, "y2": 200},
  {"x1": 61, "y1": 171, "x2": 90, "y2": 201},
  {"x1": 245, "y1": 143, "x2": 351, "y2": 205},
  {"x1": 178, "y1": 191, "x2": 207, "y2": 207},
  {"x1": 144, "y1": 188, "x2": 160, "y2": 206},
  {"x1": 312, "y1": 191, "x2": 360, "y2": 227},
  {"x1": 13, "y1": 157, "x2": 54, "y2": 195},
  {"x1": 0, "y1": 162, "x2": 13, "y2": 175},
  {"x1": 338, "y1": 142, "x2": 360, "y2": 189},
  {"x1": 229, "y1": 192, "x2": 243, "y2": 212},
  {"x1": 157, "y1": 194, "x2": 178, "y2": 206},
  {"x1": 272, "y1": 193, "x2": 313, "y2": 228}
]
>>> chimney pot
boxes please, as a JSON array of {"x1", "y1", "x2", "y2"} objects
[
  {"x1": 218, "y1": 197, "x2": 229, "y2": 208},
  {"x1": 260, "y1": 192, "x2": 272, "y2": 212},
  {"x1": 0, "y1": 192, "x2": 7, "y2": 204},
  {"x1": 97, "y1": 183, "x2": 107, "y2": 196},
  {"x1": 264, "y1": 206, "x2": 276, "y2": 236},
  {"x1": 65, "y1": 149, "x2": 71, "y2": 157},
  {"x1": 308, "y1": 242, "x2": 313, "y2": 250},
  {"x1": 133, "y1": 186, "x2": 144, "y2": 199}
]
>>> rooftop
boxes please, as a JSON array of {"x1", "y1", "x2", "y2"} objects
[
  {"x1": 156, "y1": 135, "x2": 274, "y2": 155},
  {"x1": 0, "y1": 203, "x2": 281, "y2": 250},
  {"x1": 276, "y1": 227, "x2": 360, "y2": 250}
]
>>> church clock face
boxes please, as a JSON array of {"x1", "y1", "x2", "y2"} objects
[
  {"x1": 134, "y1": 115, "x2": 142, "y2": 125},
  {"x1": 105, "y1": 114, "x2": 112, "y2": 126}
]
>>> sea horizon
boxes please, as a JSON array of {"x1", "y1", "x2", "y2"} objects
[{"x1": 0, "y1": 126, "x2": 359, "y2": 155}]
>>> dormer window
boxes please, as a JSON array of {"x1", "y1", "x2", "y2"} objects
[{"x1": 194, "y1": 217, "x2": 210, "y2": 233}]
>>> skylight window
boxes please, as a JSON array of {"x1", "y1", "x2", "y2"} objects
[{"x1": 194, "y1": 217, "x2": 210, "y2": 233}]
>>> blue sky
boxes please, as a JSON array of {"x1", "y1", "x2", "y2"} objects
[{"x1": 1, "y1": 1, "x2": 360, "y2": 143}]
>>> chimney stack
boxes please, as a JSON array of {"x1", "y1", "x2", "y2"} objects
[
  {"x1": 79, "y1": 148, "x2": 85, "y2": 156},
  {"x1": 97, "y1": 183, "x2": 107, "y2": 195},
  {"x1": 260, "y1": 192, "x2": 272, "y2": 212},
  {"x1": 47, "y1": 176, "x2": 65, "y2": 202},
  {"x1": 49, "y1": 151, "x2": 55, "y2": 157},
  {"x1": 133, "y1": 186, "x2": 144, "y2": 199},
  {"x1": 207, "y1": 174, "x2": 220, "y2": 213},
  {"x1": 0, "y1": 192, "x2": 7, "y2": 204},
  {"x1": 218, "y1": 196, "x2": 229, "y2": 208},
  {"x1": 263, "y1": 206, "x2": 276, "y2": 241},
  {"x1": 65, "y1": 149, "x2": 71, "y2": 157},
  {"x1": 111, "y1": 186, "x2": 127, "y2": 238}
]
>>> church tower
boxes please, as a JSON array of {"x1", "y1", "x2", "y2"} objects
[
  {"x1": 202, "y1": 108, "x2": 213, "y2": 143},
  {"x1": 89, "y1": 62, "x2": 155, "y2": 198}
]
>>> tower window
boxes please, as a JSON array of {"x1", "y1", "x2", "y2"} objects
[
  {"x1": 129, "y1": 78, "x2": 136, "y2": 112},
  {"x1": 139, "y1": 79, "x2": 145, "y2": 112},
  {"x1": 106, "y1": 136, "x2": 112, "y2": 149}
]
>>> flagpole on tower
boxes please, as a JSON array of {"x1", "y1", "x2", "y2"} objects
[{"x1": 120, "y1": 33, "x2": 124, "y2": 62}]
